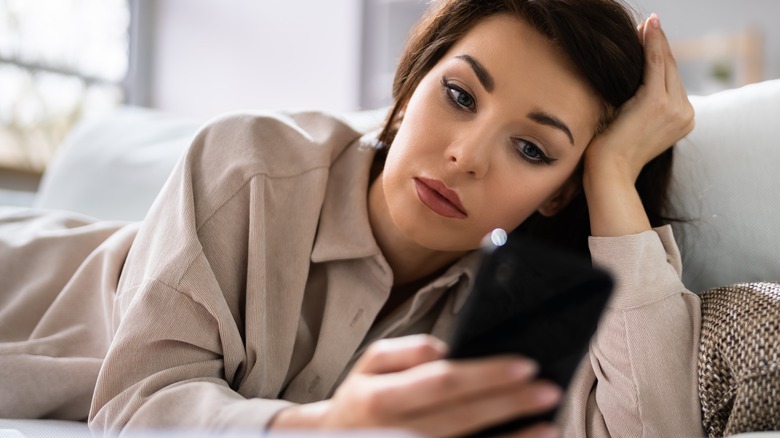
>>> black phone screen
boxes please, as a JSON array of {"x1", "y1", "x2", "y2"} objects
[{"x1": 448, "y1": 229, "x2": 613, "y2": 436}]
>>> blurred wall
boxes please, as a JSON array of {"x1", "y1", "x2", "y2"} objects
[
  {"x1": 627, "y1": 0, "x2": 779, "y2": 94},
  {"x1": 135, "y1": 0, "x2": 362, "y2": 119},
  {"x1": 136, "y1": 0, "x2": 780, "y2": 118}
]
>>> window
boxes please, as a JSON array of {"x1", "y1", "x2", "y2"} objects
[{"x1": 0, "y1": 0, "x2": 130, "y2": 173}]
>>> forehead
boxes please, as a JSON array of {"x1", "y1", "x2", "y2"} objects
[{"x1": 441, "y1": 14, "x2": 602, "y2": 144}]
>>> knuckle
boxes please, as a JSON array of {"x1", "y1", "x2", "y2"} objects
[
  {"x1": 407, "y1": 335, "x2": 446, "y2": 361},
  {"x1": 427, "y1": 362, "x2": 457, "y2": 391},
  {"x1": 361, "y1": 387, "x2": 388, "y2": 417},
  {"x1": 665, "y1": 51, "x2": 678, "y2": 67},
  {"x1": 669, "y1": 106, "x2": 684, "y2": 121},
  {"x1": 648, "y1": 50, "x2": 664, "y2": 66},
  {"x1": 360, "y1": 335, "x2": 445, "y2": 372},
  {"x1": 648, "y1": 96, "x2": 668, "y2": 113},
  {"x1": 684, "y1": 104, "x2": 695, "y2": 122},
  {"x1": 363, "y1": 340, "x2": 390, "y2": 362},
  {"x1": 368, "y1": 337, "x2": 394, "y2": 352},
  {"x1": 671, "y1": 104, "x2": 694, "y2": 127},
  {"x1": 687, "y1": 117, "x2": 696, "y2": 132}
]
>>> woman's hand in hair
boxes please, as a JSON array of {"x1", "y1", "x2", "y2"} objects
[
  {"x1": 269, "y1": 334, "x2": 561, "y2": 438},
  {"x1": 584, "y1": 13, "x2": 694, "y2": 183},
  {"x1": 582, "y1": 13, "x2": 694, "y2": 237}
]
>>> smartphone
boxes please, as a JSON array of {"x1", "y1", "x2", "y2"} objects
[{"x1": 448, "y1": 228, "x2": 613, "y2": 436}]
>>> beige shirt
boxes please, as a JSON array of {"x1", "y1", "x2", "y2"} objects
[{"x1": 0, "y1": 112, "x2": 703, "y2": 436}]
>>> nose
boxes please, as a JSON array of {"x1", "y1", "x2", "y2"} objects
[{"x1": 446, "y1": 134, "x2": 492, "y2": 179}]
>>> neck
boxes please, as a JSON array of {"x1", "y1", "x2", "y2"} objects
[{"x1": 368, "y1": 172, "x2": 467, "y2": 286}]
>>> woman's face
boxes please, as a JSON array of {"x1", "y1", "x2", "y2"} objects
[{"x1": 380, "y1": 13, "x2": 602, "y2": 252}]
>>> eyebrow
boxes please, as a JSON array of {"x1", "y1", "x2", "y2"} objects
[
  {"x1": 455, "y1": 54, "x2": 494, "y2": 93},
  {"x1": 455, "y1": 54, "x2": 574, "y2": 146},
  {"x1": 528, "y1": 111, "x2": 575, "y2": 145}
]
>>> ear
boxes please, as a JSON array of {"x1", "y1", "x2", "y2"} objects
[{"x1": 537, "y1": 175, "x2": 581, "y2": 217}]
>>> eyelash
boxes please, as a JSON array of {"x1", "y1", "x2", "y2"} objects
[
  {"x1": 511, "y1": 138, "x2": 557, "y2": 166},
  {"x1": 441, "y1": 76, "x2": 557, "y2": 167},
  {"x1": 441, "y1": 76, "x2": 476, "y2": 112}
]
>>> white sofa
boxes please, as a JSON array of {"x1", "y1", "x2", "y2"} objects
[{"x1": 2, "y1": 80, "x2": 780, "y2": 437}]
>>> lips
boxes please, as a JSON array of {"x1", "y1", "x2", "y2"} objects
[{"x1": 414, "y1": 177, "x2": 468, "y2": 219}]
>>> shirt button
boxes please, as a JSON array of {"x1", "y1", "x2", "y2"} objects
[
  {"x1": 350, "y1": 308, "x2": 365, "y2": 327},
  {"x1": 307, "y1": 375, "x2": 321, "y2": 394}
]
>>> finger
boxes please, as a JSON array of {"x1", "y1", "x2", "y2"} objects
[
  {"x1": 636, "y1": 19, "x2": 646, "y2": 43},
  {"x1": 377, "y1": 356, "x2": 538, "y2": 414},
  {"x1": 353, "y1": 334, "x2": 448, "y2": 375},
  {"x1": 405, "y1": 380, "x2": 562, "y2": 437},
  {"x1": 641, "y1": 13, "x2": 666, "y2": 93},
  {"x1": 655, "y1": 21, "x2": 687, "y2": 98},
  {"x1": 510, "y1": 422, "x2": 559, "y2": 438}
]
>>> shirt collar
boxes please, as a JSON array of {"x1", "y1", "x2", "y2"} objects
[
  {"x1": 310, "y1": 131, "x2": 384, "y2": 263},
  {"x1": 442, "y1": 250, "x2": 483, "y2": 313},
  {"x1": 309, "y1": 129, "x2": 483, "y2": 313}
]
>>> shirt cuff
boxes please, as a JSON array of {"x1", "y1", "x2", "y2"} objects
[{"x1": 588, "y1": 225, "x2": 686, "y2": 309}]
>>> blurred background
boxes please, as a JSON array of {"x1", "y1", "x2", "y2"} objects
[{"x1": 0, "y1": 0, "x2": 778, "y2": 200}]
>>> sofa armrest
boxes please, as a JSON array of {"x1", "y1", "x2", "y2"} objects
[
  {"x1": 33, "y1": 106, "x2": 388, "y2": 223},
  {"x1": 669, "y1": 79, "x2": 780, "y2": 292},
  {"x1": 33, "y1": 106, "x2": 203, "y2": 222}
]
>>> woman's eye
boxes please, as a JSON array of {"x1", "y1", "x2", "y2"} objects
[
  {"x1": 513, "y1": 139, "x2": 557, "y2": 166},
  {"x1": 442, "y1": 78, "x2": 476, "y2": 111},
  {"x1": 450, "y1": 87, "x2": 474, "y2": 109}
]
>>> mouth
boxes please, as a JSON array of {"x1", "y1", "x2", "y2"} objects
[{"x1": 413, "y1": 177, "x2": 468, "y2": 219}]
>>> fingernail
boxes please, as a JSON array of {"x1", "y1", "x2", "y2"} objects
[
  {"x1": 650, "y1": 13, "x2": 660, "y2": 28},
  {"x1": 511, "y1": 360, "x2": 538, "y2": 379}
]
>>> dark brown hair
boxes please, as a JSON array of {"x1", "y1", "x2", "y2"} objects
[{"x1": 377, "y1": 0, "x2": 675, "y2": 257}]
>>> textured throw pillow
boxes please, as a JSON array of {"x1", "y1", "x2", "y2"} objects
[{"x1": 698, "y1": 282, "x2": 780, "y2": 437}]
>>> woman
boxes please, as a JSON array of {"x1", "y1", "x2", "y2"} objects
[{"x1": 0, "y1": 0, "x2": 700, "y2": 436}]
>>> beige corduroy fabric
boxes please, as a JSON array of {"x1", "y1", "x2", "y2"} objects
[{"x1": 698, "y1": 282, "x2": 780, "y2": 437}]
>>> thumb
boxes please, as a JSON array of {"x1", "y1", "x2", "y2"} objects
[{"x1": 354, "y1": 334, "x2": 449, "y2": 375}]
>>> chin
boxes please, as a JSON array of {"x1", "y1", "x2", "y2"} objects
[
  {"x1": 386, "y1": 190, "x2": 484, "y2": 252},
  {"x1": 402, "y1": 221, "x2": 482, "y2": 253}
]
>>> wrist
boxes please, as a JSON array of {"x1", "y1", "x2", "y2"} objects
[
  {"x1": 583, "y1": 156, "x2": 637, "y2": 192},
  {"x1": 268, "y1": 401, "x2": 329, "y2": 430},
  {"x1": 584, "y1": 132, "x2": 649, "y2": 185},
  {"x1": 582, "y1": 155, "x2": 652, "y2": 237}
]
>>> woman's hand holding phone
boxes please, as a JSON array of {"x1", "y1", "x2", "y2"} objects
[{"x1": 269, "y1": 334, "x2": 561, "y2": 437}]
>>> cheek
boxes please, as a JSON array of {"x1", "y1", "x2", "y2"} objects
[
  {"x1": 483, "y1": 163, "x2": 581, "y2": 229},
  {"x1": 393, "y1": 77, "x2": 452, "y2": 147},
  {"x1": 383, "y1": 99, "x2": 449, "y2": 178},
  {"x1": 483, "y1": 187, "x2": 540, "y2": 230}
]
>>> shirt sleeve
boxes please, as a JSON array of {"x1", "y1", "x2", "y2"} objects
[
  {"x1": 89, "y1": 276, "x2": 296, "y2": 433},
  {"x1": 558, "y1": 225, "x2": 704, "y2": 437},
  {"x1": 87, "y1": 114, "x2": 318, "y2": 434}
]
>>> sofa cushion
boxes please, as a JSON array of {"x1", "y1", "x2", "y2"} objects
[{"x1": 669, "y1": 79, "x2": 780, "y2": 292}]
